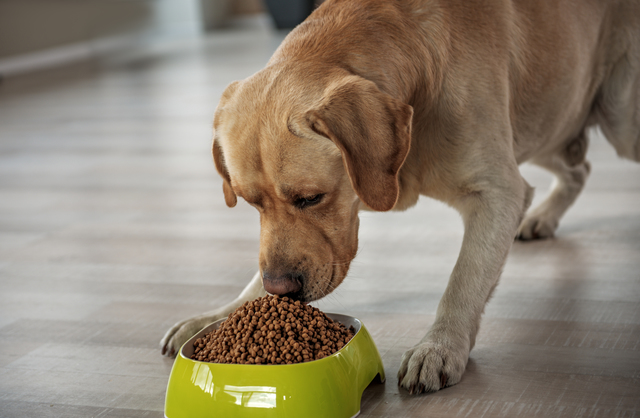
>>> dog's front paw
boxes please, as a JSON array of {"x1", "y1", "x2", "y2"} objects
[
  {"x1": 517, "y1": 212, "x2": 558, "y2": 240},
  {"x1": 397, "y1": 338, "x2": 469, "y2": 394},
  {"x1": 160, "y1": 315, "x2": 222, "y2": 357}
]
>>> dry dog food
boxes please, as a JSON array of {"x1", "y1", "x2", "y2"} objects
[{"x1": 191, "y1": 295, "x2": 355, "y2": 364}]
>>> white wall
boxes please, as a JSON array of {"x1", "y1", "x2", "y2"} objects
[{"x1": 0, "y1": 0, "x2": 211, "y2": 76}]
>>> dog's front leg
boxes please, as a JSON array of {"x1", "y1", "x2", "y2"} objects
[
  {"x1": 160, "y1": 271, "x2": 266, "y2": 356},
  {"x1": 398, "y1": 174, "x2": 532, "y2": 394}
]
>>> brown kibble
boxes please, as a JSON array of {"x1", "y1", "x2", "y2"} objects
[{"x1": 191, "y1": 295, "x2": 355, "y2": 364}]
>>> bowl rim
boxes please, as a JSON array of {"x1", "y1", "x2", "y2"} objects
[{"x1": 180, "y1": 313, "x2": 363, "y2": 366}]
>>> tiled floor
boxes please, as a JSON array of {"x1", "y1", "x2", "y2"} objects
[{"x1": 1, "y1": 17, "x2": 639, "y2": 418}]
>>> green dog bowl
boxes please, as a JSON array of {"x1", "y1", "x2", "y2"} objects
[{"x1": 165, "y1": 313, "x2": 385, "y2": 418}]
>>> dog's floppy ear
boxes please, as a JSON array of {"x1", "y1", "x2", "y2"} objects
[
  {"x1": 303, "y1": 76, "x2": 413, "y2": 211},
  {"x1": 212, "y1": 136, "x2": 237, "y2": 208},
  {"x1": 212, "y1": 81, "x2": 240, "y2": 208}
]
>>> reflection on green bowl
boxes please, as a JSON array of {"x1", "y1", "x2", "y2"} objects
[{"x1": 165, "y1": 313, "x2": 385, "y2": 418}]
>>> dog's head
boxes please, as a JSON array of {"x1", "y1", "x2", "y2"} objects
[{"x1": 212, "y1": 67, "x2": 412, "y2": 301}]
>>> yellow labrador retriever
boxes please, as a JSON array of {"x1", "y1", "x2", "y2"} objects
[{"x1": 162, "y1": 0, "x2": 640, "y2": 394}]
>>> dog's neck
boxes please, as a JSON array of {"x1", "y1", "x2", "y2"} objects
[{"x1": 269, "y1": 0, "x2": 448, "y2": 109}]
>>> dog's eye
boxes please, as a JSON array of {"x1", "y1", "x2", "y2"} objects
[{"x1": 294, "y1": 194, "x2": 324, "y2": 209}]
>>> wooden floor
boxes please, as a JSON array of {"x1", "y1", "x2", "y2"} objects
[{"x1": 1, "y1": 19, "x2": 639, "y2": 418}]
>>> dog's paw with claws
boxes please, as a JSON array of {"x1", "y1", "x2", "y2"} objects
[
  {"x1": 517, "y1": 212, "x2": 559, "y2": 240},
  {"x1": 160, "y1": 313, "x2": 227, "y2": 357},
  {"x1": 397, "y1": 339, "x2": 468, "y2": 394}
]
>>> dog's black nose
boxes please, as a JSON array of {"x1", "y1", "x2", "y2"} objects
[{"x1": 262, "y1": 271, "x2": 303, "y2": 297}]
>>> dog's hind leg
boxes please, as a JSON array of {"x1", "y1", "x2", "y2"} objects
[
  {"x1": 592, "y1": 32, "x2": 640, "y2": 163},
  {"x1": 519, "y1": 18, "x2": 640, "y2": 240},
  {"x1": 160, "y1": 271, "x2": 266, "y2": 357},
  {"x1": 517, "y1": 131, "x2": 591, "y2": 240}
]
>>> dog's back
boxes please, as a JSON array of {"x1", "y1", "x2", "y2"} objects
[{"x1": 284, "y1": 0, "x2": 640, "y2": 164}]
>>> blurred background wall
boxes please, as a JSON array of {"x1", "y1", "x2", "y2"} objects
[{"x1": 0, "y1": 0, "x2": 265, "y2": 76}]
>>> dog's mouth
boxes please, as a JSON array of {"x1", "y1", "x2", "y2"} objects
[
  {"x1": 301, "y1": 261, "x2": 348, "y2": 303},
  {"x1": 278, "y1": 287, "x2": 307, "y2": 303}
]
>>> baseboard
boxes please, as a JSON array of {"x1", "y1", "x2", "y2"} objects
[
  {"x1": 0, "y1": 14, "x2": 273, "y2": 79},
  {"x1": 0, "y1": 34, "x2": 147, "y2": 78}
]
